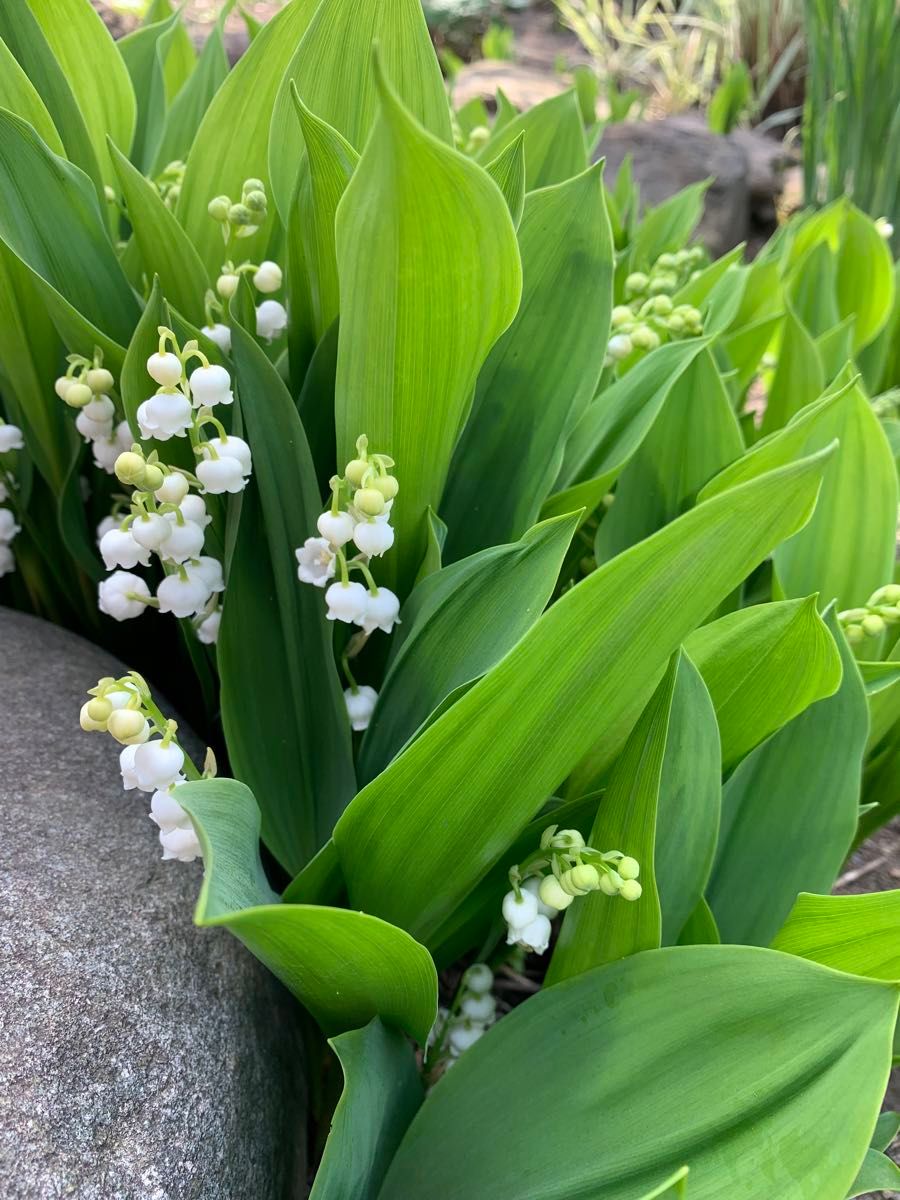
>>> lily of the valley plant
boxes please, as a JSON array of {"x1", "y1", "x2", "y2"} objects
[{"x1": 1, "y1": 1, "x2": 900, "y2": 1197}]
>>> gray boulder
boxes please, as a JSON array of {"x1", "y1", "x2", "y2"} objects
[{"x1": 0, "y1": 609, "x2": 305, "y2": 1199}]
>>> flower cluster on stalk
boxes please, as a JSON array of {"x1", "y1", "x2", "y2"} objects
[
  {"x1": 427, "y1": 963, "x2": 498, "y2": 1076},
  {"x1": 295, "y1": 435, "x2": 400, "y2": 731},
  {"x1": 0, "y1": 419, "x2": 24, "y2": 578},
  {"x1": 93, "y1": 327, "x2": 251, "y2": 643},
  {"x1": 54, "y1": 352, "x2": 133, "y2": 474},
  {"x1": 501, "y1": 825, "x2": 642, "y2": 955},
  {"x1": 840, "y1": 584, "x2": 900, "y2": 645},
  {"x1": 79, "y1": 672, "x2": 208, "y2": 863},
  {"x1": 606, "y1": 247, "x2": 706, "y2": 366}
]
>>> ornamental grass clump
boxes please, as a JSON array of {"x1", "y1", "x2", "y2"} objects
[{"x1": 1, "y1": 1, "x2": 900, "y2": 1197}]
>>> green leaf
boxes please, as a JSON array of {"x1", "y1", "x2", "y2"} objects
[
  {"x1": 174, "y1": 778, "x2": 437, "y2": 1041},
  {"x1": 219, "y1": 319, "x2": 356, "y2": 872},
  {"x1": 0, "y1": 35, "x2": 62, "y2": 155},
  {"x1": 683, "y1": 596, "x2": 843, "y2": 769},
  {"x1": 709, "y1": 609, "x2": 868, "y2": 945},
  {"x1": 358, "y1": 512, "x2": 579, "y2": 784},
  {"x1": 834, "y1": 204, "x2": 896, "y2": 352},
  {"x1": 594, "y1": 347, "x2": 743, "y2": 560},
  {"x1": 176, "y1": 0, "x2": 320, "y2": 279},
  {"x1": 547, "y1": 657, "x2": 676, "y2": 983},
  {"x1": 638, "y1": 1168, "x2": 689, "y2": 1199},
  {"x1": 677, "y1": 896, "x2": 721, "y2": 946},
  {"x1": 707, "y1": 61, "x2": 751, "y2": 134},
  {"x1": 475, "y1": 90, "x2": 587, "y2": 190},
  {"x1": 845, "y1": 1150, "x2": 900, "y2": 1198},
  {"x1": 333, "y1": 447, "x2": 834, "y2": 942},
  {"x1": 269, "y1": 0, "x2": 452, "y2": 223},
  {"x1": 309, "y1": 1019, "x2": 424, "y2": 1200},
  {"x1": 334, "y1": 60, "x2": 522, "y2": 591},
  {"x1": 442, "y1": 162, "x2": 612, "y2": 559},
  {"x1": 379, "y1": 946, "x2": 899, "y2": 1200},
  {"x1": 630, "y1": 180, "x2": 710, "y2": 271},
  {"x1": 26, "y1": 0, "x2": 136, "y2": 189},
  {"x1": 484, "y1": 131, "x2": 526, "y2": 229},
  {"x1": 761, "y1": 301, "x2": 825, "y2": 434},
  {"x1": 772, "y1": 890, "x2": 900, "y2": 981},
  {"x1": 110, "y1": 141, "x2": 209, "y2": 325},
  {"x1": 118, "y1": 11, "x2": 183, "y2": 172},
  {"x1": 151, "y1": 16, "x2": 228, "y2": 174},
  {"x1": 0, "y1": 110, "x2": 139, "y2": 368},
  {"x1": 873, "y1": 1111, "x2": 900, "y2": 1153}
]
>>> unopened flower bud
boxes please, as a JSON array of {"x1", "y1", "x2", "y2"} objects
[
  {"x1": 252, "y1": 261, "x2": 282, "y2": 293},
  {"x1": 845, "y1": 623, "x2": 864, "y2": 645},
  {"x1": 372, "y1": 474, "x2": 399, "y2": 500},
  {"x1": 598, "y1": 871, "x2": 619, "y2": 896},
  {"x1": 569, "y1": 863, "x2": 600, "y2": 892},
  {"x1": 620, "y1": 879, "x2": 643, "y2": 902},
  {"x1": 54, "y1": 376, "x2": 74, "y2": 400},
  {"x1": 649, "y1": 272, "x2": 677, "y2": 294},
  {"x1": 656, "y1": 253, "x2": 677, "y2": 270},
  {"x1": 538, "y1": 875, "x2": 574, "y2": 911},
  {"x1": 651, "y1": 295, "x2": 673, "y2": 316},
  {"x1": 242, "y1": 177, "x2": 265, "y2": 196},
  {"x1": 462, "y1": 963, "x2": 493, "y2": 994},
  {"x1": 64, "y1": 381, "x2": 93, "y2": 409},
  {"x1": 217, "y1": 273, "x2": 240, "y2": 299},
  {"x1": 115, "y1": 451, "x2": 146, "y2": 485},
  {"x1": 862, "y1": 614, "x2": 886, "y2": 637},
  {"x1": 87, "y1": 368, "x2": 115, "y2": 394},
  {"x1": 156, "y1": 472, "x2": 190, "y2": 504},
  {"x1": 667, "y1": 314, "x2": 686, "y2": 334},
  {"x1": 87, "y1": 697, "x2": 113, "y2": 724},
  {"x1": 207, "y1": 195, "x2": 231, "y2": 222},
  {"x1": 617, "y1": 856, "x2": 640, "y2": 881},
  {"x1": 625, "y1": 272, "x2": 648, "y2": 296},
  {"x1": 228, "y1": 202, "x2": 253, "y2": 225},
  {"x1": 141, "y1": 464, "x2": 165, "y2": 493},
  {"x1": 611, "y1": 305, "x2": 633, "y2": 328},
  {"x1": 344, "y1": 458, "x2": 369, "y2": 487},
  {"x1": 244, "y1": 189, "x2": 267, "y2": 213},
  {"x1": 79, "y1": 702, "x2": 107, "y2": 732},
  {"x1": 354, "y1": 487, "x2": 386, "y2": 516},
  {"x1": 607, "y1": 333, "x2": 633, "y2": 361},
  {"x1": 104, "y1": 185, "x2": 117, "y2": 203},
  {"x1": 631, "y1": 325, "x2": 660, "y2": 351},
  {"x1": 107, "y1": 708, "x2": 149, "y2": 745},
  {"x1": 460, "y1": 993, "x2": 495, "y2": 1022}
]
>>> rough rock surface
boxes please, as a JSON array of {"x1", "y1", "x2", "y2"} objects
[{"x1": 0, "y1": 608, "x2": 305, "y2": 1199}]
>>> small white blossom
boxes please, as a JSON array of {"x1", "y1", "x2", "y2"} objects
[
  {"x1": 344, "y1": 685, "x2": 378, "y2": 731},
  {"x1": 155, "y1": 472, "x2": 190, "y2": 505},
  {"x1": 149, "y1": 786, "x2": 190, "y2": 831},
  {"x1": 99, "y1": 527, "x2": 151, "y2": 570},
  {"x1": 448, "y1": 1021, "x2": 487, "y2": 1056},
  {"x1": 98, "y1": 571, "x2": 151, "y2": 621},
  {"x1": 196, "y1": 610, "x2": 221, "y2": 644},
  {"x1": 137, "y1": 392, "x2": 193, "y2": 441},
  {"x1": 189, "y1": 364, "x2": 233, "y2": 409},
  {"x1": 131, "y1": 512, "x2": 172, "y2": 551},
  {"x1": 253, "y1": 261, "x2": 283, "y2": 293},
  {"x1": 156, "y1": 567, "x2": 213, "y2": 618},
  {"x1": 199, "y1": 435, "x2": 251, "y2": 475},
  {"x1": 75, "y1": 409, "x2": 113, "y2": 443},
  {"x1": 296, "y1": 537, "x2": 336, "y2": 587},
  {"x1": 115, "y1": 420, "x2": 133, "y2": 452},
  {"x1": 607, "y1": 333, "x2": 633, "y2": 361},
  {"x1": 352, "y1": 519, "x2": 395, "y2": 558},
  {"x1": 0, "y1": 424, "x2": 25, "y2": 452},
  {"x1": 460, "y1": 992, "x2": 496, "y2": 1022},
  {"x1": 0, "y1": 508, "x2": 21, "y2": 543},
  {"x1": 196, "y1": 455, "x2": 246, "y2": 494},
  {"x1": 159, "y1": 823, "x2": 202, "y2": 863},
  {"x1": 176, "y1": 495, "x2": 211, "y2": 527},
  {"x1": 502, "y1": 888, "x2": 538, "y2": 933},
  {"x1": 82, "y1": 396, "x2": 115, "y2": 424},
  {"x1": 360, "y1": 587, "x2": 400, "y2": 635},
  {"x1": 133, "y1": 739, "x2": 185, "y2": 791},
  {"x1": 462, "y1": 963, "x2": 493, "y2": 994},
  {"x1": 201, "y1": 323, "x2": 232, "y2": 354},
  {"x1": 96, "y1": 515, "x2": 118, "y2": 544},
  {"x1": 91, "y1": 436, "x2": 120, "y2": 473},
  {"x1": 158, "y1": 519, "x2": 205, "y2": 564},
  {"x1": 146, "y1": 352, "x2": 183, "y2": 387},
  {"x1": 325, "y1": 579, "x2": 369, "y2": 624},
  {"x1": 317, "y1": 509, "x2": 355, "y2": 547},
  {"x1": 512, "y1": 914, "x2": 552, "y2": 955},
  {"x1": 192, "y1": 555, "x2": 225, "y2": 593},
  {"x1": 875, "y1": 217, "x2": 894, "y2": 239},
  {"x1": 256, "y1": 299, "x2": 287, "y2": 342},
  {"x1": 119, "y1": 743, "x2": 142, "y2": 790}
]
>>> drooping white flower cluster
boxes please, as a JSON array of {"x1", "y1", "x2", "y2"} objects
[
  {"x1": 204, "y1": 178, "x2": 287, "y2": 346},
  {"x1": 53, "y1": 353, "x2": 133, "y2": 473},
  {"x1": 94, "y1": 328, "x2": 249, "y2": 641},
  {"x1": 79, "y1": 672, "x2": 205, "y2": 863},
  {"x1": 501, "y1": 825, "x2": 643, "y2": 956},
  {"x1": 295, "y1": 435, "x2": 401, "y2": 732},
  {"x1": 427, "y1": 963, "x2": 498, "y2": 1075},
  {"x1": 0, "y1": 419, "x2": 24, "y2": 577}
]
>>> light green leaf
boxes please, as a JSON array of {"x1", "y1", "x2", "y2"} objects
[
  {"x1": 709, "y1": 609, "x2": 868, "y2": 945},
  {"x1": 269, "y1": 0, "x2": 451, "y2": 222},
  {"x1": 118, "y1": 11, "x2": 183, "y2": 172},
  {"x1": 174, "y1": 778, "x2": 437, "y2": 1041},
  {"x1": 638, "y1": 1168, "x2": 689, "y2": 1199},
  {"x1": 379, "y1": 946, "x2": 899, "y2": 1200},
  {"x1": 684, "y1": 597, "x2": 843, "y2": 769},
  {"x1": 547, "y1": 657, "x2": 675, "y2": 983},
  {"x1": 484, "y1": 131, "x2": 526, "y2": 228},
  {"x1": 442, "y1": 162, "x2": 613, "y2": 558},
  {"x1": 309, "y1": 1019, "x2": 424, "y2": 1200},
  {"x1": 761, "y1": 301, "x2": 825, "y2": 434},
  {"x1": 630, "y1": 180, "x2": 710, "y2": 271},
  {"x1": 772, "y1": 890, "x2": 900, "y2": 981},
  {"x1": 219, "y1": 320, "x2": 356, "y2": 872},
  {"x1": 334, "y1": 447, "x2": 833, "y2": 941},
  {"x1": 176, "y1": 0, "x2": 320, "y2": 279},
  {"x1": 151, "y1": 16, "x2": 229, "y2": 174},
  {"x1": 674, "y1": 244, "x2": 744, "y2": 310},
  {"x1": 110, "y1": 141, "x2": 209, "y2": 325},
  {"x1": 334, "y1": 60, "x2": 522, "y2": 591},
  {"x1": 834, "y1": 203, "x2": 896, "y2": 352},
  {"x1": 845, "y1": 1150, "x2": 900, "y2": 1198},
  {"x1": 358, "y1": 513, "x2": 579, "y2": 785},
  {"x1": 26, "y1": 0, "x2": 136, "y2": 187},
  {"x1": 475, "y1": 90, "x2": 587, "y2": 190},
  {"x1": 0, "y1": 36, "x2": 62, "y2": 155}
]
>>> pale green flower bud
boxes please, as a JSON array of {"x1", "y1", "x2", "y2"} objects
[
  {"x1": 569, "y1": 863, "x2": 600, "y2": 892},
  {"x1": 862, "y1": 614, "x2": 886, "y2": 637},
  {"x1": 611, "y1": 305, "x2": 634, "y2": 328},
  {"x1": 87, "y1": 367, "x2": 115, "y2": 394},
  {"x1": 552, "y1": 828, "x2": 585, "y2": 852},
  {"x1": 80, "y1": 701, "x2": 107, "y2": 732},
  {"x1": 620, "y1": 878, "x2": 643, "y2": 902},
  {"x1": 618, "y1": 856, "x2": 640, "y2": 881},
  {"x1": 107, "y1": 708, "x2": 149, "y2": 745},
  {"x1": 87, "y1": 696, "x2": 113, "y2": 724},
  {"x1": 244, "y1": 190, "x2": 267, "y2": 214},
  {"x1": 115, "y1": 451, "x2": 146, "y2": 486},
  {"x1": 64, "y1": 382, "x2": 93, "y2": 409},
  {"x1": 667, "y1": 314, "x2": 686, "y2": 334},
  {"x1": 228, "y1": 203, "x2": 253, "y2": 225},
  {"x1": 598, "y1": 871, "x2": 619, "y2": 896},
  {"x1": 625, "y1": 272, "x2": 648, "y2": 296},
  {"x1": 372, "y1": 474, "x2": 399, "y2": 500},
  {"x1": 345, "y1": 458, "x2": 369, "y2": 486},
  {"x1": 649, "y1": 272, "x2": 678, "y2": 295},
  {"x1": 631, "y1": 325, "x2": 660, "y2": 351},
  {"x1": 243, "y1": 178, "x2": 266, "y2": 196},
  {"x1": 539, "y1": 875, "x2": 574, "y2": 911},
  {"x1": 207, "y1": 195, "x2": 231, "y2": 222},
  {"x1": 217, "y1": 273, "x2": 240, "y2": 299},
  {"x1": 651, "y1": 295, "x2": 673, "y2": 316},
  {"x1": 656, "y1": 253, "x2": 677, "y2": 270},
  {"x1": 354, "y1": 487, "x2": 386, "y2": 516},
  {"x1": 104, "y1": 185, "x2": 117, "y2": 204},
  {"x1": 141, "y1": 464, "x2": 165, "y2": 493},
  {"x1": 845, "y1": 623, "x2": 864, "y2": 645}
]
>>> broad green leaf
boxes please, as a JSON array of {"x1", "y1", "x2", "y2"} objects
[
  {"x1": 816, "y1": 315, "x2": 855, "y2": 382},
  {"x1": 309, "y1": 1019, "x2": 423, "y2": 1200},
  {"x1": 26, "y1": 0, "x2": 136, "y2": 188},
  {"x1": 547, "y1": 657, "x2": 675, "y2": 983},
  {"x1": 845, "y1": 1150, "x2": 900, "y2": 1198},
  {"x1": 151, "y1": 17, "x2": 229, "y2": 174},
  {"x1": 677, "y1": 896, "x2": 721, "y2": 945},
  {"x1": 177, "y1": 0, "x2": 320, "y2": 279},
  {"x1": 110, "y1": 142, "x2": 209, "y2": 325},
  {"x1": 709, "y1": 610, "x2": 868, "y2": 945},
  {"x1": 0, "y1": 36, "x2": 62, "y2": 155},
  {"x1": 175, "y1": 778, "x2": 437, "y2": 1041},
  {"x1": 269, "y1": 0, "x2": 451, "y2": 222},
  {"x1": 834, "y1": 204, "x2": 895, "y2": 352},
  {"x1": 0, "y1": 111, "x2": 139, "y2": 368},
  {"x1": 873, "y1": 1112, "x2": 900, "y2": 1153},
  {"x1": 475, "y1": 90, "x2": 587, "y2": 190},
  {"x1": 333, "y1": 447, "x2": 833, "y2": 941},
  {"x1": 673, "y1": 244, "x2": 744, "y2": 309},
  {"x1": 334, "y1": 62, "x2": 522, "y2": 591},
  {"x1": 358, "y1": 513, "x2": 580, "y2": 785},
  {"x1": 761, "y1": 301, "x2": 825, "y2": 433},
  {"x1": 629, "y1": 180, "x2": 710, "y2": 271},
  {"x1": 684, "y1": 597, "x2": 843, "y2": 769},
  {"x1": 788, "y1": 239, "x2": 839, "y2": 338},
  {"x1": 290, "y1": 90, "x2": 359, "y2": 343},
  {"x1": 379, "y1": 945, "x2": 899, "y2": 1200},
  {"x1": 484, "y1": 132, "x2": 526, "y2": 228},
  {"x1": 772, "y1": 890, "x2": 900, "y2": 980},
  {"x1": 594, "y1": 348, "x2": 743, "y2": 561},
  {"x1": 442, "y1": 162, "x2": 613, "y2": 559},
  {"x1": 220, "y1": 320, "x2": 356, "y2": 872},
  {"x1": 720, "y1": 311, "x2": 783, "y2": 393},
  {"x1": 118, "y1": 12, "x2": 183, "y2": 172},
  {"x1": 297, "y1": 317, "x2": 339, "y2": 495}
]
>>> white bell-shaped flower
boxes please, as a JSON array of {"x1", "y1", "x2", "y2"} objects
[
  {"x1": 137, "y1": 392, "x2": 193, "y2": 441},
  {"x1": 156, "y1": 567, "x2": 213, "y2": 618},
  {"x1": 131, "y1": 512, "x2": 172, "y2": 551},
  {"x1": 462, "y1": 963, "x2": 493, "y2": 994},
  {"x1": 296, "y1": 537, "x2": 336, "y2": 587},
  {"x1": 607, "y1": 333, "x2": 633, "y2": 362},
  {"x1": 196, "y1": 455, "x2": 246, "y2": 494},
  {"x1": 155, "y1": 472, "x2": 190, "y2": 505},
  {"x1": 325, "y1": 580, "x2": 368, "y2": 624},
  {"x1": 352, "y1": 519, "x2": 395, "y2": 558},
  {"x1": 91, "y1": 436, "x2": 120, "y2": 473},
  {"x1": 253, "y1": 261, "x2": 283, "y2": 293},
  {"x1": 0, "y1": 508, "x2": 21, "y2": 543},
  {"x1": 0, "y1": 423, "x2": 25, "y2": 452},
  {"x1": 149, "y1": 786, "x2": 190, "y2": 832},
  {"x1": 317, "y1": 510, "x2": 355, "y2": 548},
  {"x1": 119, "y1": 743, "x2": 142, "y2": 791},
  {"x1": 75, "y1": 409, "x2": 114, "y2": 443},
  {"x1": 460, "y1": 992, "x2": 496, "y2": 1023},
  {"x1": 344, "y1": 685, "x2": 378, "y2": 731},
  {"x1": 192, "y1": 555, "x2": 225, "y2": 593},
  {"x1": 159, "y1": 824, "x2": 202, "y2": 863},
  {"x1": 133, "y1": 738, "x2": 185, "y2": 792},
  {"x1": 201, "y1": 323, "x2": 232, "y2": 354},
  {"x1": 360, "y1": 587, "x2": 400, "y2": 635},
  {"x1": 83, "y1": 396, "x2": 115, "y2": 424},
  {"x1": 448, "y1": 1021, "x2": 487, "y2": 1057},
  {"x1": 512, "y1": 914, "x2": 552, "y2": 955},
  {"x1": 200, "y1": 435, "x2": 251, "y2": 475},
  {"x1": 96, "y1": 515, "x2": 118, "y2": 544},
  {"x1": 146, "y1": 352, "x2": 183, "y2": 387},
  {"x1": 115, "y1": 420, "x2": 133, "y2": 451},
  {"x1": 256, "y1": 299, "x2": 287, "y2": 342},
  {"x1": 502, "y1": 888, "x2": 539, "y2": 935},
  {"x1": 99, "y1": 527, "x2": 151, "y2": 570},
  {"x1": 98, "y1": 571, "x2": 151, "y2": 621},
  {"x1": 176, "y1": 494, "x2": 211, "y2": 527},
  {"x1": 159, "y1": 519, "x2": 205, "y2": 564},
  {"x1": 196, "y1": 610, "x2": 221, "y2": 644},
  {"x1": 0, "y1": 543, "x2": 15, "y2": 577},
  {"x1": 189, "y1": 364, "x2": 233, "y2": 409}
]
